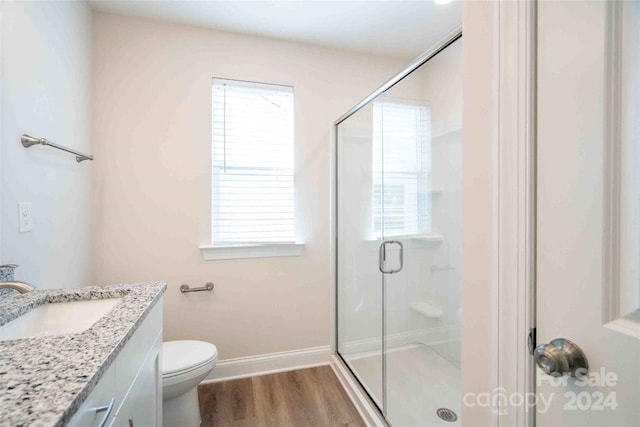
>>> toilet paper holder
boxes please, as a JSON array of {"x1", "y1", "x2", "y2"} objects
[{"x1": 179, "y1": 282, "x2": 214, "y2": 293}]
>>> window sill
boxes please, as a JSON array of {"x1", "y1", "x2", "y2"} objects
[
  {"x1": 367, "y1": 233, "x2": 444, "y2": 243},
  {"x1": 363, "y1": 233, "x2": 444, "y2": 251},
  {"x1": 400, "y1": 233, "x2": 444, "y2": 243},
  {"x1": 199, "y1": 243, "x2": 304, "y2": 261}
]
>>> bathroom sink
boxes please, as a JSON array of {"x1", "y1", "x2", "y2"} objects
[{"x1": 0, "y1": 298, "x2": 122, "y2": 341}]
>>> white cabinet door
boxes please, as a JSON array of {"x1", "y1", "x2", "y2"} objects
[
  {"x1": 536, "y1": 1, "x2": 640, "y2": 425},
  {"x1": 114, "y1": 333, "x2": 162, "y2": 427}
]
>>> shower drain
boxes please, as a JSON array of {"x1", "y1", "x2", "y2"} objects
[{"x1": 436, "y1": 408, "x2": 458, "y2": 422}]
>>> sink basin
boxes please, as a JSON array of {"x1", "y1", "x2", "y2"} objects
[{"x1": 0, "y1": 298, "x2": 122, "y2": 341}]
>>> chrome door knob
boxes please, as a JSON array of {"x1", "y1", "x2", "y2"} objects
[{"x1": 534, "y1": 338, "x2": 588, "y2": 377}]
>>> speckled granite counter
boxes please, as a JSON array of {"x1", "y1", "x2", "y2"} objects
[{"x1": 0, "y1": 281, "x2": 166, "y2": 427}]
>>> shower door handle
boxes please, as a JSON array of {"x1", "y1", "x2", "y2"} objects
[{"x1": 379, "y1": 240, "x2": 403, "y2": 274}]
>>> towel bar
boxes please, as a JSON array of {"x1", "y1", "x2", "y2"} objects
[{"x1": 21, "y1": 134, "x2": 94, "y2": 162}]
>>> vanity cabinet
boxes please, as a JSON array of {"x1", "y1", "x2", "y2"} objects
[{"x1": 68, "y1": 298, "x2": 163, "y2": 427}]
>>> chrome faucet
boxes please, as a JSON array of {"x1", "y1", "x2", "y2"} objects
[{"x1": 0, "y1": 281, "x2": 36, "y2": 294}]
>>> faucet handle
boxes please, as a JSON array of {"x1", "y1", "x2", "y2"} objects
[{"x1": 0, "y1": 264, "x2": 19, "y2": 269}]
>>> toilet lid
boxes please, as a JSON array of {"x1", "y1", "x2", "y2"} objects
[{"x1": 162, "y1": 340, "x2": 218, "y2": 376}]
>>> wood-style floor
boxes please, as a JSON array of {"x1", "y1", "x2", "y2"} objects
[{"x1": 198, "y1": 365, "x2": 366, "y2": 427}]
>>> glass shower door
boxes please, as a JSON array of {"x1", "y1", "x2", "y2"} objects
[{"x1": 376, "y1": 92, "x2": 437, "y2": 425}]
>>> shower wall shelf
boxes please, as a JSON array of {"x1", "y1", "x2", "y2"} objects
[
  {"x1": 21, "y1": 134, "x2": 94, "y2": 163},
  {"x1": 409, "y1": 301, "x2": 444, "y2": 319}
]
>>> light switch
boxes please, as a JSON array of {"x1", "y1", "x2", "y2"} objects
[{"x1": 18, "y1": 203, "x2": 33, "y2": 233}]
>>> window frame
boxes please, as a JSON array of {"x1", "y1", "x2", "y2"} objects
[
  {"x1": 200, "y1": 78, "x2": 303, "y2": 260},
  {"x1": 371, "y1": 98, "x2": 433, "y2": 239}
]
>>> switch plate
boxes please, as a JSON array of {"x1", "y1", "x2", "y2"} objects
[{"x1": 18, "y1": 203, "x2": 33, "y2": 233}]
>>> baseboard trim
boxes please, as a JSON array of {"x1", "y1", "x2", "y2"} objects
[
  {"x1": 200, "y1": 345, "x2": 331, "y2": 384},
  {"x1": 330, "y1": 355, "x2": 387, "y2": 427}
]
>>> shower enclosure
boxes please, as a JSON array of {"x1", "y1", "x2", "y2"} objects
[{"x1": 334, "y1": 32, "x2": 462, "y2": 426}]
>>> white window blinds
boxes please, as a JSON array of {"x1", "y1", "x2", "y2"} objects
[
  {"x1": 372, "y1": 100, "x2": 431, "y2": 238},
  {"x1": 211, "y1": 79, "x2": 295, "y2": 244}
]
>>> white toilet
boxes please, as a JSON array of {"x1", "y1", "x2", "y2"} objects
[{"x1": 162, "y1": 340, "x2": 218, "y2": 427}]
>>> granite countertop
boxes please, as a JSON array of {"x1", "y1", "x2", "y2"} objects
[{"x1": 0, "y1": 281, "x2": 166, "y2": 427}]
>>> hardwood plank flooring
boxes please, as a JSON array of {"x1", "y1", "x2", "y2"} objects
[{"x1": 198, "y1": 365, "x2": 366, "y2": 427}]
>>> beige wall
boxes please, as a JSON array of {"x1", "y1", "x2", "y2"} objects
[
  {"x1": 1, "y1": 1, "x2": 92, "y2": 289},
  {"x1": 91, "y1": 12, "x2": 404, "y2": 360},
  {"x1": 461, "y1": 0, "x2": 496, "y2": 425}
]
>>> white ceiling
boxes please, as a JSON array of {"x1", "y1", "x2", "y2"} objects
[{"x1": 89, "y1": 0, "x2": 462, "y2": 59}]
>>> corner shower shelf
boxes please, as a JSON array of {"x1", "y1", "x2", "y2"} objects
[{"x1": 409, "y1": 301, "x2": 444, "y2": 319}]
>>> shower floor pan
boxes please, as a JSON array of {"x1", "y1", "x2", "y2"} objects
[{"x1": 346, "y1": 344, "x2": 461, "y2": 426}]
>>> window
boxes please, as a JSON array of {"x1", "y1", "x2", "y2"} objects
[
  {"x1": 372, "y1": 99, "x2": 431, "y2": 238},
  {"x1": 202, "y1": 78, "x2": 300, "y2": 260}
]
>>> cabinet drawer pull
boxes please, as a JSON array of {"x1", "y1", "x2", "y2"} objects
[
  {"x1": 128, "y1": 419, "x2": 134, "y2": 427},
  {"x1": 94, "y1": 397, "x2": 115, "y2": 427}
]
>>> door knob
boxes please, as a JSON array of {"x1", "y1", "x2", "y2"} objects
[{"x1": 534, "y1": 338, "x2": 588, "y2": 377}]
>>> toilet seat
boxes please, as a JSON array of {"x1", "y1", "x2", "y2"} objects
[{"x1": 162, "y1": 340, "x2": 218, "y2": 378}]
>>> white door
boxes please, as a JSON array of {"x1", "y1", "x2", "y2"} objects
[{"x1": 536, "y1": 1, "x2": 640, "y2": 425}]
